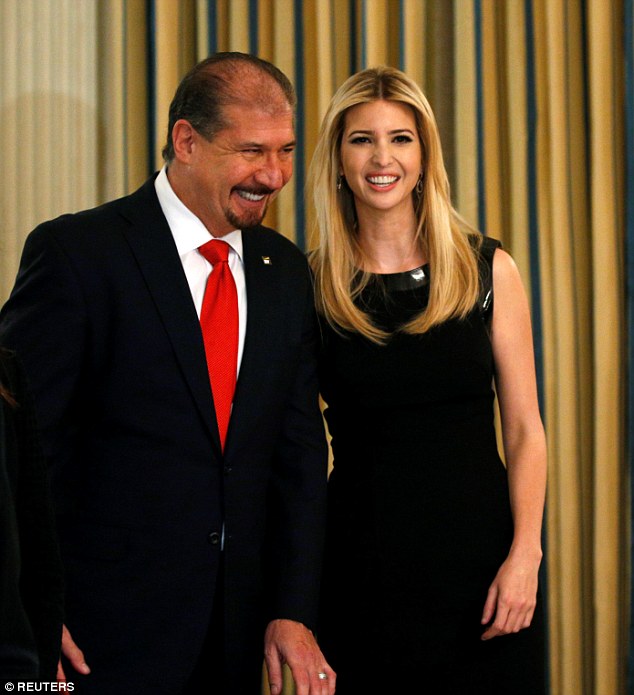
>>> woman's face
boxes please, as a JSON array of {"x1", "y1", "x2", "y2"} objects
[{"x1": 339, "y1": 99, "x2": 422, "y2": 220}]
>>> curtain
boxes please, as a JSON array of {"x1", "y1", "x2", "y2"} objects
[{"x1": 1, "y1": 2, "x2": 631, "y2": 693}]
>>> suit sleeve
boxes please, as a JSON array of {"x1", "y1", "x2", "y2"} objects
[
  {"x1": 0, "y1": 223, "x2": 89, "y2": 458},
  {"x1": 10, "y1": 354, "x2": 64, "y2": 680},
  {"x1": 267, "y1": 271, "x2": 328, "y2": 632}
]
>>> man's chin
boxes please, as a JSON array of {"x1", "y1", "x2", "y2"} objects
[{"x1": 226, "y1": 206, "x2": 268, "y2": 230}]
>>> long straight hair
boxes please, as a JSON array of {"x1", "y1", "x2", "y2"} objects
[{"x1": 308, "y1": 66, "x2": 482, "y2": 344}]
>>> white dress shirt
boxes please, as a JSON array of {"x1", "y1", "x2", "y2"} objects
[{"x1": 154, "y1": 166, "x2": 247, "y2": 374}]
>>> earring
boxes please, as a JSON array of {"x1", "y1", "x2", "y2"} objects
[
  {"x1": 337, "y1": 174, "x2": 343, "y2": 191},
  {"x1": 416, "y1": 174, "x2": 423, "y2": 195}
]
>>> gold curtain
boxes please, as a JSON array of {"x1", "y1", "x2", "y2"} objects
[
  {"x1": 468, "y1": 2, "x2": 627, "y2": 693},
  {"x1": 1, "y1": 2, "x2": 630, "y2": 693}
]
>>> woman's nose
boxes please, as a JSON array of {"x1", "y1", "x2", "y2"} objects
[{"x1": 371, "y1": 142, "x2": 393, "y2": 167}]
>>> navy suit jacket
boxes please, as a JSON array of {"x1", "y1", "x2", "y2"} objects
[{"x1": 0, "y1": 177, "x2": 328, "y2": 694}]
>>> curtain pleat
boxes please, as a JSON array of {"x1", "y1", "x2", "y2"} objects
[
  {"x1": 627, "y1": 0, "x2": 634, "y2": 684},
  {"x1": 454, "y1": 1, "x2": 479, "y2": 227},
  {"x1": 480, "y1": 0, "x2": 507, "y2": 241},
  {"x1": 1, "y1": 2, "x2": 631, "y2": 694},
  {"x1": 537, "y1": 0, "x2": 593, "y2": 691},
  {"x1": 123, "y1": 0, "x2": 151, "y2": 189},
  {"x1": 503, "y1": 1, "x2": 531, "y2": 281},
  {"x1": 586, "y1": 1, "x2": 627, "y2": 693}
]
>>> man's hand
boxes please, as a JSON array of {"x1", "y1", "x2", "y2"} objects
[
  {"x1": 264, "y1": 619, "x2": 335, "y2": 695},
  {"x1": 56, "y1": 625, "x2": 91, "y2": 682}
]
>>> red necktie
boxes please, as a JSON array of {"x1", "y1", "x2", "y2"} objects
[{"x1": 198, "y1": 239, "x2": 239, "y2": 450}]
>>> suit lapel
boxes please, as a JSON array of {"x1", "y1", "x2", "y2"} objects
[
  {"x1": 117, "y1": 178, "x2": 222, "y2": 453},
  {"x1": 228, "y1": 228, "x2": 281, "y2": 451}
]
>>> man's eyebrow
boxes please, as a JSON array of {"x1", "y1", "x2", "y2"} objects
[{"x1": 237, "y1": 140, "x2": 297, "y2": 149}]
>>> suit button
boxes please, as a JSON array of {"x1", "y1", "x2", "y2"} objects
[{"x1": 208, "y1": 531, "x2": 221, "y2": 545}]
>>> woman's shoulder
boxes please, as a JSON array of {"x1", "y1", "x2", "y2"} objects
[
  {"x1": 490, "y1": 245, "x2": 523, "y2": 290},
  {"x1": 471, "y1": 233, "x2": 502, "y2": 260},
  {"x1": 473, "y1": 234, "x2": 503, "y2": 284}
]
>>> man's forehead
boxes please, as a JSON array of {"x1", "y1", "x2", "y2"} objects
[
  {"x1": 223, "y1": 99, "x2": 293, "y2": 121},
  {"x1": 218, "y1": 104, "x2": 295, "y2": 141}
]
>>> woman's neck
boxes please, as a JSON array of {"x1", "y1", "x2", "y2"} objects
[{"x1": 356, "y1": 208, "x2": 426, "y2": 273}]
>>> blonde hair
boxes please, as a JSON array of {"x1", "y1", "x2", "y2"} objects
[{"x1": 308, "y1": 65, "x2": 482, "y2": 344}]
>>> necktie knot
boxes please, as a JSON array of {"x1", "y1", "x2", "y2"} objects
[{"x1": 199, "y1": 238, "x2": 231, "y2": 265}]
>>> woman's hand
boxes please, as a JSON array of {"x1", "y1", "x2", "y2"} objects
[{"x1": 480, "y1": 548, "x2": 542, "y2": 640}]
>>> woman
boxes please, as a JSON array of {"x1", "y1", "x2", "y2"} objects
[
  {"x1": 309, "y1": 66, "x2": 547, "y2": 694},
  {"x1": 0, "y1": 347, "x2": 63, "y2": 682}
]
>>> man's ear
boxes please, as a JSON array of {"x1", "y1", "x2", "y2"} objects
[{"x1": 171, "y1": 119, "x2": 197, "y2": 162}]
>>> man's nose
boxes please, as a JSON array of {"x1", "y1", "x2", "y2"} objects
[{"x1": 254, "y1": 156, "x2": 291, "y2": 190}]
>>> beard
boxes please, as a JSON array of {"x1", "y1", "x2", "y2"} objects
[
  {"x1": 224, "y1": 204, "x2": 269, "y2": 230},
  {"x1": 224, "y1": 189, "x2": 274, "y2": 230}
]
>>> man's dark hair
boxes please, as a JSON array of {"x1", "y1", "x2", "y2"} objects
[{"x1": 162, "y1": 52, "x2": 296, "y2": 162}]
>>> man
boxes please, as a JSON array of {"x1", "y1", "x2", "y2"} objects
[{"x1": 0, "y1": 53, "x2": 334, "y2": 695}]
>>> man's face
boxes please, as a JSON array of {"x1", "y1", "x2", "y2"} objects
[{"x1": 182, "y1": 102, "x2": 295, "y2": 236}]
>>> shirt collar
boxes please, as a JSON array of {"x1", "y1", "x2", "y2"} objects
[{"x1": 154, "y1": 165, "x2": 243, "y2": 260}]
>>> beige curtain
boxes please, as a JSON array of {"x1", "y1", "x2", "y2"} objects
[
  {"x1": 1, "y1": 2, "x2": 630, "y2": 693},
  {"x1": 0, "y1": 0, "x2": 99, "y2": 300}
]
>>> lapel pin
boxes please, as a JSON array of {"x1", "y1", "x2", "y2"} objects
[{"x1": 261, "y1": 256, "x2": 272, "y2": 265}]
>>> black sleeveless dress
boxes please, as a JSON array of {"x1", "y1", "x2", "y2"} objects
[{"x1": 318, "y1": 237, "x2": 546, "y2": 694}]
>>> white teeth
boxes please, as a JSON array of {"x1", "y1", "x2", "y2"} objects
[
  {"x1": 367, "y1": 175, "x2": 398, "y2": 185},
  {"x1": 238, "y1": 190, "x2": 265, "y2": 202}
]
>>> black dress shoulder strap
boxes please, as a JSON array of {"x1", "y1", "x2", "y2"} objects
[{"x1": 476, "y1": 235, "x2": 502, "y2": 325}]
